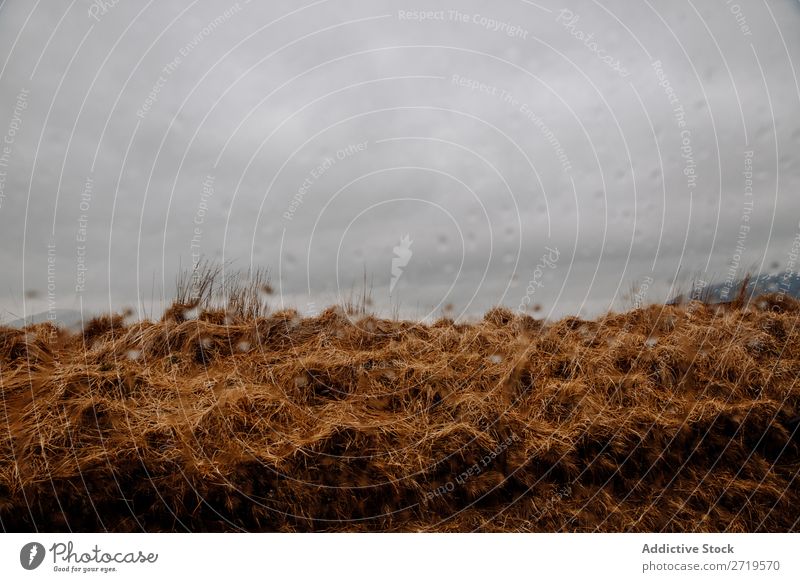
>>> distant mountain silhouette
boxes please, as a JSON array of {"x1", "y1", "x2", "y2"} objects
[
  {"x1": 669, "y1": 272, "x2": 800, "y2": 305},
  {"x1": 2, "y1": 309, "x2": 88, "y2": 329}
]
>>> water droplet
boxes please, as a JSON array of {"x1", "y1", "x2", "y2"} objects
[{"x1": 183, "y1": 307, "x2": 199, "y2": 320}]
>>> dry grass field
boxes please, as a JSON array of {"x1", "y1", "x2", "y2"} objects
[{"x1": 1, "y1": 281, "x2": 799, "y2": 532}]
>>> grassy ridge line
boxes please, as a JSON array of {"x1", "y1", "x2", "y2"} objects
[{"x1": 0, "y1": 294, "x2": 799, "y2": 532}]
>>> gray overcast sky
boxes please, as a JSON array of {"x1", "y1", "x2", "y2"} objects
[{"x1": 1, "y1": 0, "x2": 799, "y2": 322}]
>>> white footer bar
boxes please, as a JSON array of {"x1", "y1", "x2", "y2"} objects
[{"x1": 1, "y1": 533, "x2": 797, "y2": 581}]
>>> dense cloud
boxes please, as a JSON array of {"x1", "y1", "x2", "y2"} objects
[{"x1": 1, "y1": 0, "x2": 799, "y2": 322}]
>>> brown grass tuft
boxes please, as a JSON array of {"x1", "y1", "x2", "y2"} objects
[{"x1": 0, "y1": 291, "x2": 799, "y2": 532}]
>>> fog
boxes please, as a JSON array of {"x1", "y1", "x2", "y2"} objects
[{"x1": 1, "y1": 0, "x2": 799, "y2": 323}]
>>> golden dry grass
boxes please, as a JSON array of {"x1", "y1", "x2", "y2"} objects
[{"x1": 1, "y1": 294, "x2": 799, "y2": 532}]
